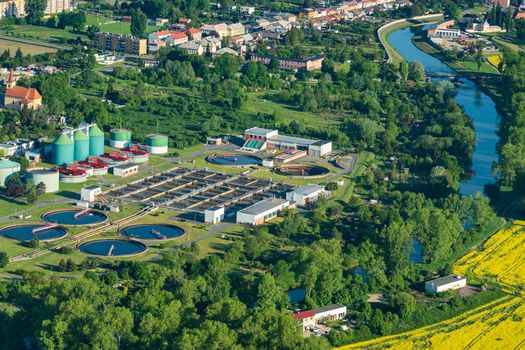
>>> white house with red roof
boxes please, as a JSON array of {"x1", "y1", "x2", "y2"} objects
[
  {"x1": 293, "y1": 304, "x2": 347, "y2": 336},
  {"x1": 167, "y1": 32, "x2": 189, "y2": 46}
]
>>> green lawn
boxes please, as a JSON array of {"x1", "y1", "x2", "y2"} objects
[
  {"x1": 0, "y1": 25, "x2": 87, "y2": 42},
  {"x1": 0, "y1": 38, "x2": 58, "y2": 55},
  {"x1": 242, "y1": 91, "x2": 341, "y2": 129},
  {"x1": 86, "y1": 14, "x2": 162, "y2": 35}
]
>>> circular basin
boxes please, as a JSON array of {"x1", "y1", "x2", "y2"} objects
[
  {"x1": 0, "y1": 224, "x2": 67, "y2": 241},
  {"x1": 119, "y1": 224, "x2": 185, "y2": 240},
  {"x1": 78, "y1": 239, "x2": 147, "y2": 257},
  {"x1": 274, "y1": 165, "x2": 330, "y2": 177},
  {"x1": 42, "y1": 210, "x2": 108, "y2": 226},
  {"x1": 207, "y1": 154, "x2": 261, "y2": 166}
]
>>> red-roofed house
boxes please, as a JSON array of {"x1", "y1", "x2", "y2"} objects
[
  {"x1": 167, "y1": 32, "x2": 188, "y2": 46},
  {"x1": 185, "y1": 27, "x2": 202, "y2": 40},
  {"x1": 515, "y1": 12, "x2": 525, "y2": 20},
  {"x1": 179, "y1": 18, "x2": 191, "y2": 25},
  {"x1": 4, "y1": 86, "x2": 42, "y2": 110},
  {"x1": 148, "y1": 29, "x2": 173, "y2": 42},
  {"x1": 293, "y1": 310, "x2": 316, "y2": 333}
]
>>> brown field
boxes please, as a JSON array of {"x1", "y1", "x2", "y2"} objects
[{"x1": 0, "y1": 39, "x2": 58, "y2": 56}]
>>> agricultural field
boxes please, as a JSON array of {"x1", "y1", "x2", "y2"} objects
[
  {"x1": 487, "y1": 54, "x2": 503, "y2": 70},
  {"x1": 340, "y1": 296, "x2": 525, "y2": 349},
  {"x1": 454, "y1": 221, "x2": 525, "y2": 289},
  {"x1": 0, "y1": 39, "x2": 57, "y2": 56},
  {"x1": 342, "y1": 221, "x2": 525, "y2": 349}
]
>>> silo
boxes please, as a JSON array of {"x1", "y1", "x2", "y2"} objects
[
  {"x1": 74, "y1": 130, "x2": 89, "y2": 161},
  {"x1": 146, "y1": 134, "x2": 169, "y2": 154},
  {"x1": 26, "y1": 168, "x2": 60, "y2": 193},
  {"x1": 89, "y1": 125, "x2": 105, "y2": 157},
  {"x1": 109, "y1": 129, "x2": 131, "y2": 148},
  {"x1": 52, "y1": 134, "x2": 74, "y2": 166},
  {"x1": 0, "y1": 159, "x2": 20, "y2": 186}
]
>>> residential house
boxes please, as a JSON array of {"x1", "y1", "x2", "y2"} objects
[
  {"x1": 211, "y1": 47, "x2": 239, "y2": 57},
  {"x1": 178, "y1": 40, "x2": 204, "y2": 55},
  {"x1": 167, "y1": 31, "x2": 188, "y2": 46},
  {"x1": 185, "y1": 27, "x2": 202, "y2": 40},
  {"x1": 155, "y1": 18, "x2": 169, "y2": 26},
  {"x1": 240, "y1": 5, "x2": 255, "y2": 15},
  {"x1": 293, "y1": 304, "x2": 347, "y2": 336},
  {"x1": 201, "y1": 23, "x2": 228, "y2": 37},
  {"x1": 228, "y1": 22, "x2": 245, "y2": 37}
]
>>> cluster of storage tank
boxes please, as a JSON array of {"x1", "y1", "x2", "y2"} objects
[
  {"x1": 110, "y1": 129, "x2": 168, "y2": 155},
  {"x1": 52, "y1": 125, "x2": 105, "y2": 166}
]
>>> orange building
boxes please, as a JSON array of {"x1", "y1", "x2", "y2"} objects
[{"x1": 3, "y1": 71, "x2": 42, "y2": 110}]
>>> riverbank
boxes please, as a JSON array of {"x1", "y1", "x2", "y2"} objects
[{"x1": 377, "y1": 14, "x2": 444, "y2": 65}]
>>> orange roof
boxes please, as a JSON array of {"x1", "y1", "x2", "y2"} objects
[
  {"x1": 515, "y1": 12, "x2": 525, "y2": 20},
  {"x1": 154, "y1": 30, "x2": 172, "y2": 36},
  {"x1": 171, "y1": 32, "x2": 187, "y2": 40},
  {"x1": 5, "y1": 86, "x2": 42, "y2": 100},
  {"x1": 293, "y1": 310, "x2": 315, "y2": 320},
  {"x1": 186, "y1": 28, "x2": 201, "y2": 34},
  {"x1": 179, "y1": 18, "x2": 191, "y2": 23}
]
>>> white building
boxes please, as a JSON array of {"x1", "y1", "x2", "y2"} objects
[
  {"x1": 81, "y1": 185, "x2": 102, "y2": 202},
  {"x1": 240, "y1": 6, "x2": 255, "y2": 15},
  {"x1": 312, "y1": 304, "x2": 347, "y2": 323},
  {"x1": 205, "y1": 206, "x2": 225, "y2": 224},
  {"x1": 425, "y1": 275, "x2": 467, "y2": 294},
  {"x1": 293, "y1": 304, "x2": 347, "y2": 335},
  {"x1": 286, "y1": 184, "x2": 329, "y2": 206},
  {"x1": 236, "y1": 198, "x2": 290, "y2": 225},
  {"x1": 112, "y1": 163, "x2": 138, "y2": 177},
  {"x1": 0, "y1": 139, "x2": 34, "y2": 157},
  {"x1": 243, "y1": 127, "x2": 332, "y2": 157}
]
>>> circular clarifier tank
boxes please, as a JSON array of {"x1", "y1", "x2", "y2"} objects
[
  {"x1": 78, "y1": 239, "x2": 147, "y2": 257},
  {"x1": 119, "y1": 224, "x2": 185, "y2": 240},
  {"x1": 206, "y1": 154, "x2": 261, "y2": 166},
  {"x1": 42, "y1": 209, "x2": 108, "y2": 226},
  {"x1": 0, "y1": 224, "x2": 67, "y2": 241},
  {"x1": 274, "y1": 164, "x2": 330, "y2": 177}
]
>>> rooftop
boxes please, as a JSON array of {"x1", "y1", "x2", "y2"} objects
[
  {"x1": 312, "y1": 304, "x2": 346, "y2": 314},
  {"x1": 245, "y1": 127, "x2": 277, "y2": 136},
  {"x1": 237, "y1": 198, "x2": 289, "y2": 215},
  {"x1": 293, "y1": 309, "x2": 315, "y2": 320},
  {"x1": 83, "y1": 185, "x2": 101, "y2": 190},
  {"x1": 426, "y1": 275, "x2": 466, "y2": 287},
  {"x1": 114, "y1": 163, "x2": 138, "y2": 170},
  {"x1": 5, "y1": 86, "x2": 42, "y2": 100},
  {"x1": 291, "y1": 184, "x2": 325, "y2": 196},
  {"x1": 270, "y1": 134, "x2": 320, "y2": 146}
]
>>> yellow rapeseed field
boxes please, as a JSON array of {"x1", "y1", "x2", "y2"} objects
[
  {"x1": 339, "y1": 221, "x2": 525, "y2": 350},
  {"x1": 487, "y1": 54, "x2": 503, "y2": 70},
  {"x1": 454, "y1": 222, "x2": 525, "y2": 288}
]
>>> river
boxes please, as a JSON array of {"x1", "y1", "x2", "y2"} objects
[{"x1": 387, "y1": 27, "x2": 501, "y2": 195}]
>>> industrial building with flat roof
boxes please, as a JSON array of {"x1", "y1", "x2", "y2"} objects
[
  {"x1": 236, "y1": 198, "x2": 290, "y2": 225},
  {"x1": 286, "y1": 184, "x2": 329, "y2": 206},
  {"x1": 243, "y1": 127, "x2": 332, "y2": 157},
  {"x1": 425, "y1": 275, "x2": 467, "y2": 294}
]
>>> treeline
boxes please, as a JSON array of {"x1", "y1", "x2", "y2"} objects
[{"x1": 496, "y1": 51, "x2": 525, "y2": 191}]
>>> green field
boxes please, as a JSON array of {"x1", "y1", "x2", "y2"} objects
[
  {"x1": 0, "y1": 38, "x2": 58, "y2": 56},
  {"x1": 86, "y1": 14, "x2": 162, "y2": 35},
  {"x1": 0, "y1": 24, "x2": 87, "y2": 42},
  {"x1": 243, "y1": 91, "x2": 341, "y2": 129}
]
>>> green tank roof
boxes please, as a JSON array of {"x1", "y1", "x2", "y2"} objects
[
  {"x1": 74, "y1": 130, "x2": 89, "y2": 141},
  {"x1": 89, "y1": 125, "x2": 104, "y2": 137},
  {"x1": 147, "y1": 134, "x2": 168, "y2": 147},
  {"x1": 0, "y1": 159, "x2": 20, "y2": 169},
  {"x1": 53, "y1": 134, "x2": 73, "y2": 145}
]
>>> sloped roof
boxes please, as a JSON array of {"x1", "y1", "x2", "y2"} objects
[
  {"x1": 293, "y1": 310, "x2": 315, "y2": 320},
  {"x1": 5, "y1": 86, "x2": 42, "y2": 100}
]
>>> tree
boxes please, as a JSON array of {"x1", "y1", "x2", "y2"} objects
[
  {"x1": 257, "y1": 273, "x2": 288, "y2": 310},
  {"x1": 516, "y1": 20, "x2": 525, "y2": 41},
  {"x1": 389, "y1": 291, "x2": 416, "y2": 319},
  {"x1": 5, "y1": 173, "x2": 25, "y2": 198},
  {"x1": 399, "y1": 60, "x2": 409, "y2": 80},
  {"x1": 131, "y1": 9, "x2": 147, "y2": 38},
  {"x1": 25, "y1": 0, "x2": 47, "y2": 24},
  {"x1": 36, "y1": 181, "x2": 46, "y2": 195},
  {"x1": 0, "y1": 251, "x2": 8, "y2": 268},
  {"x1": 408, "y1": 61, "x2": 425, "y2": 81}
]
